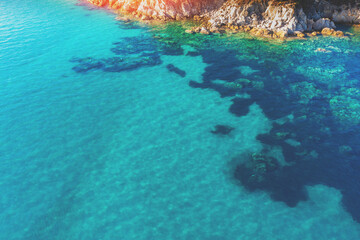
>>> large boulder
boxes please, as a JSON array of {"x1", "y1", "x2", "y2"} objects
[{"x1": 312, "y1": 18, "x2": 336, "y2": 31}]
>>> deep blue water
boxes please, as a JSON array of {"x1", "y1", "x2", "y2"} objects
[{"x1": 1, "y1": 0, "x2": 360, "y2": 239}]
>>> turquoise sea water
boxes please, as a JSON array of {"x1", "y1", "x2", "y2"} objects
[{"x1": 1, "y1": 0, "x2": 360, "y2": 239}]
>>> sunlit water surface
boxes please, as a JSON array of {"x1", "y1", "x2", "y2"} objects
[{"x1": 1, "y1": 0, "x2": 360, "y2": 239}]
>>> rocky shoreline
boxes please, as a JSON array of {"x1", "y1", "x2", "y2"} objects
[
  {"x1": 87, "y1": 0, "x2": 360, "y2": 38},
  {"x1": 184, "y1": 21, "x2": 346, "y2": 39}
]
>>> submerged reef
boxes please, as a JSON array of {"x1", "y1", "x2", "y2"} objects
[
  {"x1": 166, "y1": 64, "x2": 187, "y2": 77},
  {"x1": 78, "y1": 0, "x2": 360, "y2": 224},
  {"x1": 86, "y1": 0, "x2": 360, "y2": 37},
  {"x1": 70, "y1": 36, "x2": 163, "y2": 73},
  {"x1": 172, "y1": 33, "x2": 360, "y2": 221},
  {"x1": 236, "y1": 152, "x2": 279, "y2": 185},
  {"x1": 330, "y1": 95, "x2": 360, "y2": 125}
]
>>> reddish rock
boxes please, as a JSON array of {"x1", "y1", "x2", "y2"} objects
[
  {"x1": 88, "y1": 0, "x2": 360, "y2": 39},
  {"x1": 87, "y1": 0, "x2": 223, "y2": 20}
]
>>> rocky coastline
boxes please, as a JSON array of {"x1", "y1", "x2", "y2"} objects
[{"x1": 87, "y1": 0, "x2": 360, "y2": 38}]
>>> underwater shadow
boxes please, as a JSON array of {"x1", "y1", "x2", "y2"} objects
[{"x1": 187, "y1": 46, "x2": 360, "y2": 222}]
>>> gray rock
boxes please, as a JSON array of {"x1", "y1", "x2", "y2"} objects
[
  {"x1": 205, "y1": 0, "x2": 359, "y2": 34},
  {"x1": 313, "y1": 18, "x2": 335, "y2": 31}
]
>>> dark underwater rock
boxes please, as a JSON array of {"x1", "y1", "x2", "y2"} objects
[
  {"x1": 166, "y1": 64, "x2": 186, "y2": 77},
  {"x1": 211, "y1": 124, "x2": 235, "y2": 135},
  {"x1": 186, "y1": 51, "x2": 201, "y2": 57},
  {"x1": 71, "y1": 36, "x2": 162, "y2": 74},
  {"x1": 234, "y1": 151, "x2": 309, "y2": 207},
  {"x1": 71, "y1": 57, "x2": 104, "y2": 73},
  {"x1": 229, "y1": 98, "x2": 255, "y2": 117},
  {"x1": 245, "y1": 153, "x2": 279, "y2": 184},
  {"x1": 71, "y1": 55, "x2": 162, "y2": 73},
  {"x1": 111, "y1": 36, "x2": 158, "y2": 55}
]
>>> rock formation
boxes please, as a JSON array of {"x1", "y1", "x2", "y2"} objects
[
  {"x1": 87, "y1": 0, "x2": 224, "y2": 20},
  {"x1": 87, "y1": 0, "x2": 360, "y2": 36},
  {"x1": 207, "y1": 0, "x2": 360, "y2": 35},
  {"x1": 235, "y1": 152, "x2": 279, "y2": 185}
]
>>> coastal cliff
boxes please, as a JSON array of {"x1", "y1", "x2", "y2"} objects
[
  {"x1": 87, "y1": 0, "x2": 224, "y2": 19},
  {"x1": 87, "y1": 0, "x2": 360, "y2": 36},
  {"x1": 207, "y1": 0, "x2": 360, "y2": 35}
]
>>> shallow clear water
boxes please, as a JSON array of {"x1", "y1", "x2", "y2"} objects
[{"x1": 1, "y1": 0, "x2": 360, "y2": 239}]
